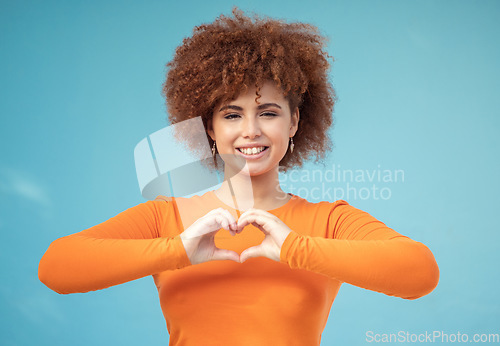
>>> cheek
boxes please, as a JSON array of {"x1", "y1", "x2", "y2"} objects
[
  {"x1": 269, "y1": 131, "x2": 290, "y2": 154},
  {"x1": 270, "y1": 123, "x2": 291, "y2": 143},
  {"x1": 216, "y1": 130, "x2": 237, "y2": 152},
  {"x1": 212, "y1": 121, "x2": 231, "y2": 141}
]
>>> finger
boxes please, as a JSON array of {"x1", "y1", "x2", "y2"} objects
[
  {"x1": 205, "y1": 207, "x2": 226, "y2": 216},
  {"x1": 216, "y1": 215, "x2": 236, "y2": 236},
  {"x1": 220, "y1": 209, "x2": 238, "y2": 233},
  {"x1": 210, "y1": 208, "x2": 238, "y2": 235},
  {"x1": 213, "y1": 214, "x2": 231, "y2": 232},
  {"x1": 212, "y1": 249, "x2": 241, "y2": 263},
  {"x1": 199, "y1": 208, "x2": 227, "y2": 231},
  {"x1": 251, "y1": 221, "x2": 269, "y2": 234},
  {"x1": 237, "y1": 209, "x2": 259, "y2": 229},
  {"x1": 237, "y1": 213, "x2": 273, "y2": 233},
  {"x1": 240, "y1": 244, "x2": 265, "y2": 263},
  {"x1": 238, "y1": 216, "x2": 291, "y2": 249}
]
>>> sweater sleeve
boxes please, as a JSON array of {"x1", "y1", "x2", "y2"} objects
[
  {"x1": 38, "y1": 200, "x2": 191, "y2": 294},
  {"x1": 279, "y1": 202, "x2": 439, "y2": 300}
]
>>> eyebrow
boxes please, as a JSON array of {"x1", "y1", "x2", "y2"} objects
[{"x1": 218, "y1": 103, "x2": 282, "y2": 112}]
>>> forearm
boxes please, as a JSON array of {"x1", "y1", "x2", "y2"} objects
[
  {"x1": 38, "y1": 235, "x2": 191, "y2": 294},
  {"x1": 280, "y1": 232, "x2": 439, "y2": 299}
]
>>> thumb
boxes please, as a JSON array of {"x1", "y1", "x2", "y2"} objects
[
  {"x1": 212, "y1": 248, "x2": 240, "y2": 263},
  {"x1": 240, "y1": 245, "x2": 265, "y2": 263}
]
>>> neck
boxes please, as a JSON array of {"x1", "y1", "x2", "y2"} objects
[{"x1": 214, "y1": 165, "x2": 290, "y2": 211}]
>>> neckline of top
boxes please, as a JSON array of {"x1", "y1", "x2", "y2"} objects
[{"x1": 206, "y1": 190, "x2": 299, "y2": 213}]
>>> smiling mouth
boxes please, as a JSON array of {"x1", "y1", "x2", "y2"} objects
[{"x1": 236, "y1": 146, "x2": 268, "y2": 155}]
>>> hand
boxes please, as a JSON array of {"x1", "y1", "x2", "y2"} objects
[
  {"x1": 237, "y1": 209, "x2": 292, "y2": 263},
  {"x1": 180, "y1": 208, "x2": 240, "y2": 264}
]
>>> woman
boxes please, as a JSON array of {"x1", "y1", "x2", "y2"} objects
[{"x1": 39, "y1": 9, "x2": 439, "y2": 345}]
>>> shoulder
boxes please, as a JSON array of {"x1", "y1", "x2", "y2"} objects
[
  {"x1": 286, "y1": 196, "x2": 387, "y2": 226},
  {"x1": 152, "y1": 192, "x2": 220, "y2": 231},
  {"x1": 276, "y1": 195, "x2": 354, "y2": 236}
]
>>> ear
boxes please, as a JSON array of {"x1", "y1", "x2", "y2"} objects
[
  {"x1": 289, "y1": 107, "x2": 300, "y2": 137},
  {"x1": 207, "y1": 118, "x2": 215, "y2": 141}
]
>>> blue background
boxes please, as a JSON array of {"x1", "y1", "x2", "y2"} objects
[{"x1": 1, "y1": 0, "x2": 499, "y2": 345}]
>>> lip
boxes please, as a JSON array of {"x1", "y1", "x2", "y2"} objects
[
  {"x1": 236, "y1": 143, "x2": 268, "y2": 149},
  {"x1": 235, "y1": 146, "x2": 269, "y2": 160}
]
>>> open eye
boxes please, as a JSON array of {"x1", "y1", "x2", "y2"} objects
[{"x1": 223, "y1": 113, "x2": 241, "y2": 120}]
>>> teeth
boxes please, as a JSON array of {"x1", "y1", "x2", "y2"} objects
[{"x1": 239, "y1": 147, "x2": 266, "y2": 155}]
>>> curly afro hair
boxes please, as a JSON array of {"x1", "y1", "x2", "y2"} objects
[{"x1": 163, "y1": 8, "x2": 335, "y2": 171}]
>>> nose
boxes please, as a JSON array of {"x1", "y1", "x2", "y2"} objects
[{"x1": 241, "y1": 116, "x2": 261, "y2": 138}]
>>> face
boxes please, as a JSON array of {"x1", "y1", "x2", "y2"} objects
[{"x1": 208, "y1": 81, "x2": 299, "y2": 177}]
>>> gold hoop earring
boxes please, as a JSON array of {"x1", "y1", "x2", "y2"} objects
[
  {"x1": 290, "y1": 137, "x2": 294, "y2": 154},
  {"x1": 212, "y1": 142, "x2": 216, "y2": 159}
]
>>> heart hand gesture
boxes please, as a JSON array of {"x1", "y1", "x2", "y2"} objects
[
  {"x1": 237, "y1": 209, "x2": 292, "y2": 263},
  {"x1": 179, "y1": 208, "x2": 293, "y2": 264},
  {"x1": 179, "y1": 208, "x2": 240, "y2": 264}
]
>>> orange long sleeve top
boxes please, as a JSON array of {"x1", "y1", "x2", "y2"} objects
[{"x1": 38, "y1": 191, "x2": 439, "y2": 345}]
